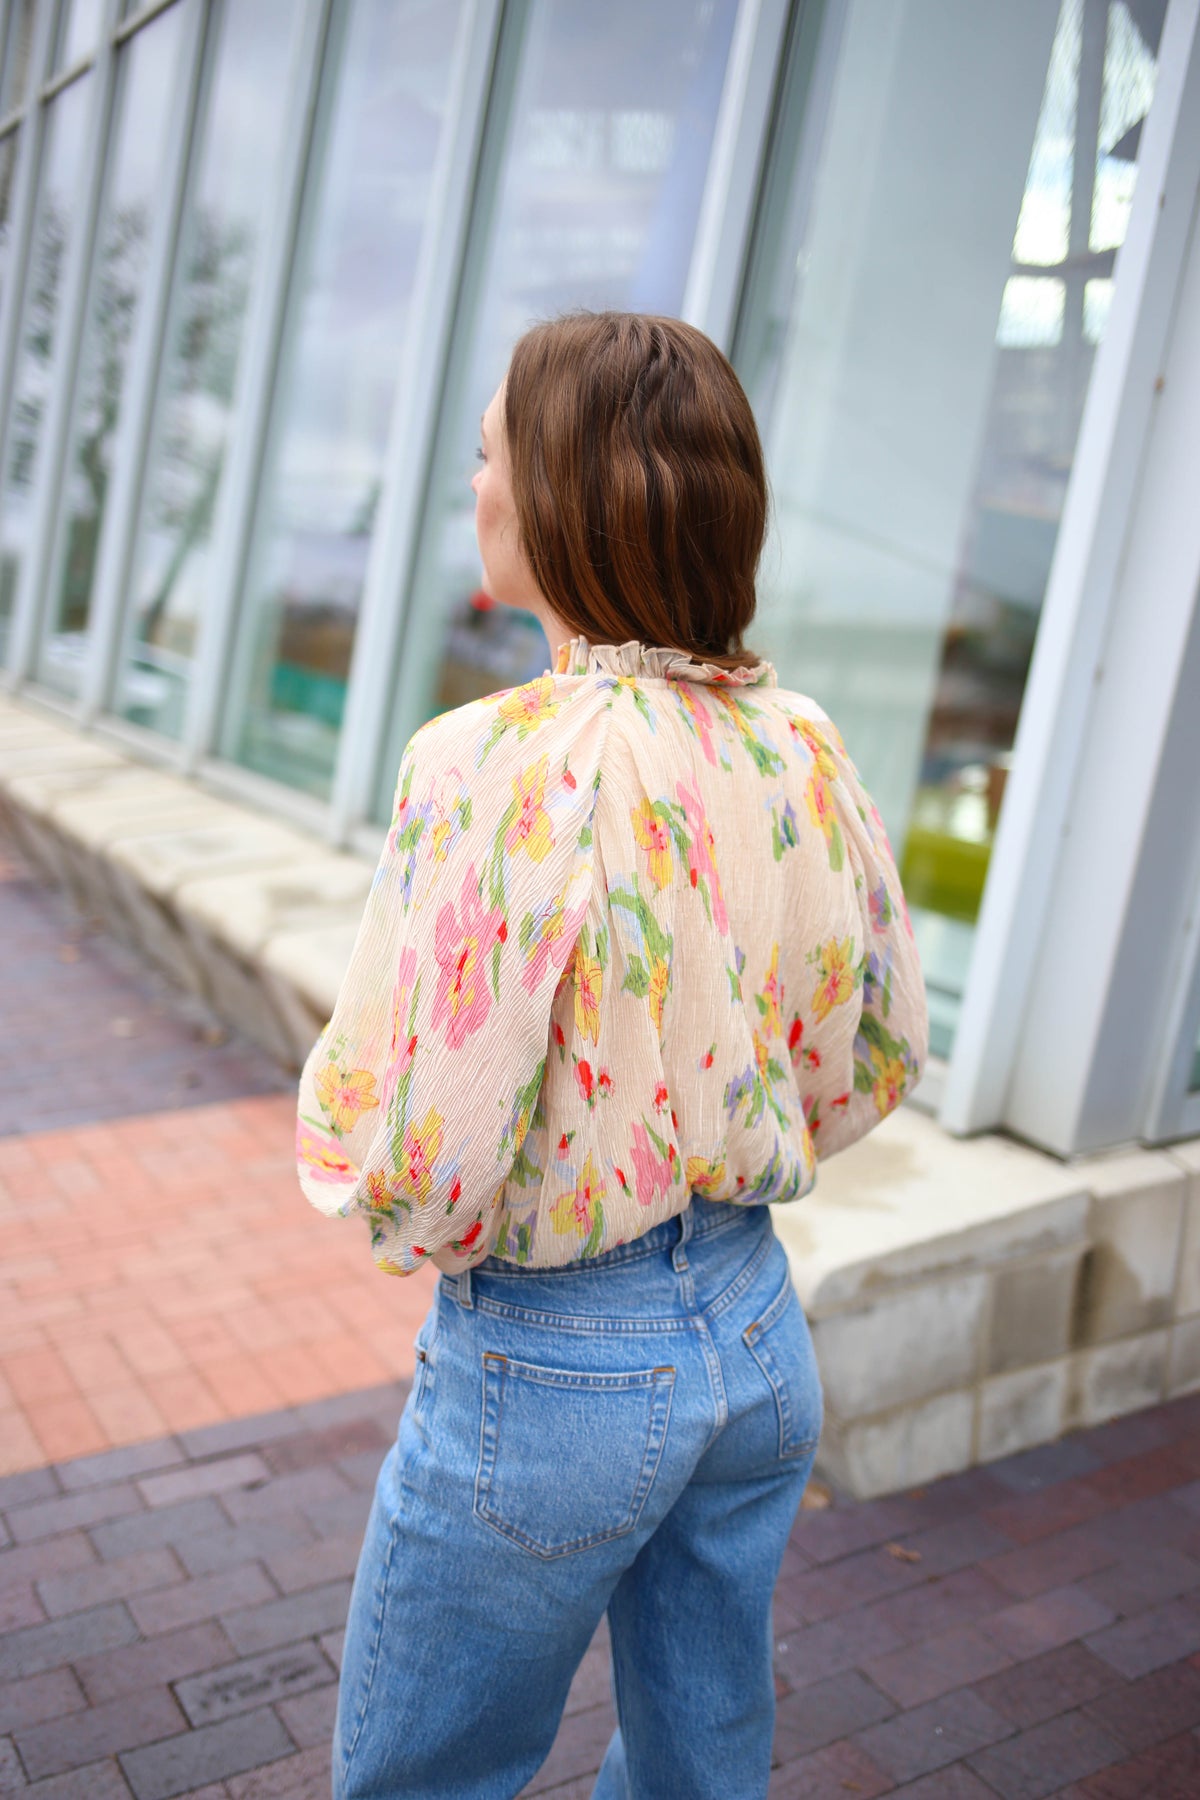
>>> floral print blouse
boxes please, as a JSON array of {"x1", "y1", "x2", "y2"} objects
[{"x1": 296, "y1": 637, "x2": 929, "y2": 1276}]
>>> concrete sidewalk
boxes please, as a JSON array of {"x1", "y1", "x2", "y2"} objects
[{"x1": 3, "y1": 843, "x2": 1200, "y2": 1797}]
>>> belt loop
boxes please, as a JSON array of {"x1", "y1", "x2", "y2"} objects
[{"x1": 457, "y1": 1266, "x2": 474, "y2": 1310}]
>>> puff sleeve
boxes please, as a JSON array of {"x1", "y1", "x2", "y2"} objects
[{"x1": 296, "y1": 678, "x2": 611, "y2": 1275}]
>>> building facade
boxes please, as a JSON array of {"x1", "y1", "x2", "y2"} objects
[{"x1": 0, "y1": 0, "x2": 1198, "y2": 1158}]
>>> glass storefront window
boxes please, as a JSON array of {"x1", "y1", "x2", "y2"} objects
[
  {"x1": 0, "y1": 129, "x2": 17, "y2": 309},
  {"x1": 35, "y1": 1, "x2": 190, "y2": 698},
  {"x1": 373, "y1": 0, "x2": 740, "y2": 816},
  {"x1": 56, "y1": 0, "x2": 107, "y2": 73},
  {"x1": 0, "y1": 74, "x2": 92, "y2": 666},
  {"x1": 112, "y1": 0, "x2": 295, "y2": 740},
  {"x1": 0, "y1": 0, "x2": 38, "y2": 114},
  {"x1": 219, "y1": 0, "x2": 467, "y2": 799},
  {"x1": 737, "y1": 0, "x2": 1164, "y2": 1058}
]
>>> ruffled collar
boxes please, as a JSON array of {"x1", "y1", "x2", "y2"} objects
[{"x1": 552, "y1": 635, "x2": 776, "y2": 688}]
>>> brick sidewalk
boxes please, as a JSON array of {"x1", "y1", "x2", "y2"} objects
[{"x1": 3, "y1": 841, "x2": 1200, "y2": 1796}]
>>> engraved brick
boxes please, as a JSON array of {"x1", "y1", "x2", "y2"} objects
[
  {"x1": 119, "y1": 1709, "x2": 293, "y2": 1800},
  {"x1": 174, "y1": 1642, "x2": 334, "y2": 1727}
]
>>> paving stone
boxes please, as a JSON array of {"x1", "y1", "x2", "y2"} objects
[
  {"x1": 889, "y1": 1771, "x2": 999, "y2": 1799},
  {"x1": 14, "y1": 1759, "x2": 134, "y2": 1799},
  {"x1": 774, "y1": 1669, "x2": 896, "y2": 1760},
  {"x1": 275, "y1": 1678, "x2": 338, "y2": 1749},
  {"x1": 873, "y1": 1567, "x2": 1012, "y2": 1645},
  {"x1": 318, "y1": 1629, "x2": 344, "y2": 1673},
  {"x1": 176, "y1": 1515, "x2": 316, "y2": 1580},
  {"x1": 136, "y1": 1456, "x2": 270, "y2": 1511},
  {"x1": 966, "y1": 1708, "x2": 1125, "y2": 1799},
  {"x1": 0, "y1": 1668, "x2": 86, "y2": 1735},
  {"x1": 260, "y1": 1417, "x2": 390, "y2": 1477},
  {"x1": 220, "y1": 1578, "x2": 351, "y2": 1657},
  {"x1": 128, "y1": 1564, "x2": 277, "y2": 1638},
  {"x1": 978, "y1": 1584, "x2": 1117, "y2": 1660},
  {"x1": 224, "y1": 1743, "x2": 332, "y2": 1798},
  {"x1": 515, "y1": 1699, "x2": 615, "y2": 1795},
  {"x1": 55, "y1": 1442, "x2": 186, "y2": 1494},
  {"x1": 5, "y1": 1486, "x2": 144, "y2": 1546},
  {"x1": 0, "y1": 1535, "x2": 97, "y2": 1591},
  {"x1": 119, "y1": 1709, "x2": 294, "y2": 1800},
  {"x1": 36, "y1": 1548, "x2": 183, "y2": 1618},
  {"x1": 0, "y1": 1733, "x2": 25, "y2": 1787},
  {"x1": 263, "y1": 1531, "x2": 360, "y2": 1595},
  {"x1": 1062, "y1": 1729, "x2": 1200, "y2": 1798},
  {"x1": 16, "y1": 1686, "x2": 187, "y2": 1782},
  {"x1": 75, "y1": 1623, "x2": 237, "y2": 1708},
  {"x1": 863, "y1": 1625, "x2": 1013, "y2": 1709},
  {"x1": 1079, "y1": 1545, "x2": 1200, "y2": 1618},
  {"x1": 769, "y1": 1736, "x2": 893, "y2": 1798},
  {"x1": 988, "y1": 1438, "x2": 1103, "y2": 1495},
  {"x1": 982, "y1": 1524, "x2": 1119, "y2": 1599},
  {"x1": 89, "y1": 1500, "x2": 229, "y2": 1562},
  {"x1": 783, "y1": 1542, "x2": 929, "y2": 1625},
  {"x1": 1085, "y1": 1592, "x2": 1200, "y2": 1679},
  {"x1": 0, "y1": 1469, "x2": 62, "y2": 1511},
  {"x1": 174, "y1": 1642, "x2": 334, "y2": 1728},
  {"x1": 773, "y1": 1608, "x2": 907, "y2": 1691},
  {"x1": 0, "y1": 1602, "x2": 139, "y2": 1681},
  {"x1": 1079, "y1": 1660, "x2": 1200, "y2": 1754},
  {"x1": 175, "y1": 1413, "x2": 304, "y2": 1463},
  {"x1": 217, "y1": 1468, "x2": 351, "y2": 1528},
  {"x1": 0, "y1": 1581, "x2": 43, "y2": 1630},
  {"x1": 289, "y1": 1488, "x2": 372, "y2": 1540},
  {"x1": 854, "y1": 1687, "x2": 1014, "y2": 1783}
]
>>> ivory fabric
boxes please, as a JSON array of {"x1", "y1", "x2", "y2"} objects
[{"x1": 296, "y1": 637, "x2": 929, "y2": 1276}]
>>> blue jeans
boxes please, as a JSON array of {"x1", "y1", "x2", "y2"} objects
[{"x1": 334, "y1": 1197, "x2": 823, "y2": 1799}]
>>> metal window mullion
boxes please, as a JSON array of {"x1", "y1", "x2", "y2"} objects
[
  {"x1": 6, "y1": 0, "x2": 122, "y2": 691},
  {"x1": 0, "y1": 0, "x2": 58, "y2": 669},
  {"x1": 80, "y1": 0, "x2": 208, "y2": 725},
  {"x1": 327, "y1": 0, "x2": 506, "y2": 838},
  {"x1": 938, "y1": 0, "x2": 1200, "y2": 1141},
  {"x1": 680, "y1": 0, "x2": 792, "y2": 351},
  {"x1": 179, "y1": 0, "x2": 332, "y2": 773}
]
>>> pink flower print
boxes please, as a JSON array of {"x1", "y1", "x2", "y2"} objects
[
  {"x1": 673, "y1": 683, "x2": 718, "y2": 764},
  {"x1": 676, "y1": 775, "x2": 728, "y2": 932},
  {"x1": 630, "y1": 1121, "x2": 674, "y2": 1209},
  {"x1": 296, "y1": 1121, "x2": 358, "y2": 1185},
  {"x1": 432, "y1": 864, "x2": 505, "y2": 1050},
  {"x1": 519, "y1": 883, "x2": 585, "y2": 995},
  {"x1": 381, "y1": 947, "x2": 418, "y2": 1106}
]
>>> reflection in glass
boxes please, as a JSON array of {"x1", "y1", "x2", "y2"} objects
[
  {"x1": 373, "y1": 0, "x2": 739, "y2": 817},
  {"x1": 114, "y1": 0, "x2": 295, "y2": 739},
  {"x1": 0, "y1": 78, "x2": 91, "y2": 664},
  {"x1": 740, "y1": 0, "x2": 1163, "y2": 1057},
  {"x1": 0, "y1": 0, "x2": 38, "y2": 114},
  {"x1": 0, "y1": 130, "x2": 17, "y2": 314},
  {"x1": 36, "y1": 2, "x2": 188, "y2": 696},
  {"x1": 56, "y1": 0, "x2": 106, "y2": 72},
  {"x1": 222, "y1": 0, "x2": 465, "y2": 798}
]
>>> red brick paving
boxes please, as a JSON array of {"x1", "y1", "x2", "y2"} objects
[{"x1": 4, "y1": 840, "x2": 1200, "y2": 1794}]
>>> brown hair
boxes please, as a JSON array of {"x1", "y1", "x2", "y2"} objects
[{"x1": 502, "y1": 312, "x2": 766, "y2": 671}]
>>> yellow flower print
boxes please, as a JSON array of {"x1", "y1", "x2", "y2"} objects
[
  {"x1": 505, "y1": 756, "x2": 554, "y2": 863},
  {"x1": 551, "y1": 1152, "x2": 606, "y2": 1237},
  {"x1": 631, "y1": 798, "x2": 674, "y2": 890},
  {"x1": 497, "y1": 677, "x2": 559, "y2": 735},
  {"x1": 797, "y1": 719, "x2": 839, "y2": 782},
  {"x1": 397, "y1": 1106, "x2": 444, "y2": 1207},
  {"x1": 811, "y1": 936, "x2": 856, "y2": 1022},
  {"x1": 870, "y1": 1046, "x2": 907, "y2": 1117},
  {"x1": 753, "y1": 1026, "x2": 771, "y2": 1074},
  {"x1": 648, "y1": 957, "x2": 670, "y2": 1032},
  {"x1": 573, "y1": 945, "x2": 603, "y2": 1044},
  {"x1": 685, "y1": 1154, "x2": 726, "y2": 1196},
  {"x1": 314, "y1": 1063, "x2": 380, "y2": 1134},
  {"x1": 364, "y1": 1168, "x2": 395, "y2": 1212},
  {"x1": 761, "y1": 943, "x2": 783, "y2": 1040}
]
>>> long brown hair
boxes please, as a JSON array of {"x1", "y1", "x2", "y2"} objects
[{"x1": 502, "y1": 312, "x2": 766, "y2": 672}]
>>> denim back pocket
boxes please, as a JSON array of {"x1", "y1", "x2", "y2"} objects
[
  {"x1": 474, "y1": 1353, "x2": 675, "y2": 1558},
  {"x1": 742, "y1": 1272, "x2": 823, "y2": 1459}
]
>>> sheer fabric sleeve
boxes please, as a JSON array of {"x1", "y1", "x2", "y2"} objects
[
  {"x1": 295, "y1": 682, "x2": 610, "y2": 1274},
  {"x1": 798, "y1": 708, "x2": 930, "y2": 1162}
]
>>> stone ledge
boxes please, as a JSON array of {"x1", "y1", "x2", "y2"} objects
[{"x1": 2, "y1": 690, "x2": 1196, "y2": 1500}]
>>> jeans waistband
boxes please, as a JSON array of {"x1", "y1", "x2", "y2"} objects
[{"x1": 442, "y1": 1197, "x2": 767, "y2": 1310}]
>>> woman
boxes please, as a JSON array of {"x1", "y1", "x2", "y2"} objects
[{"x1": 297, "y1": 312, "x2": 928, "y2": 1799}]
